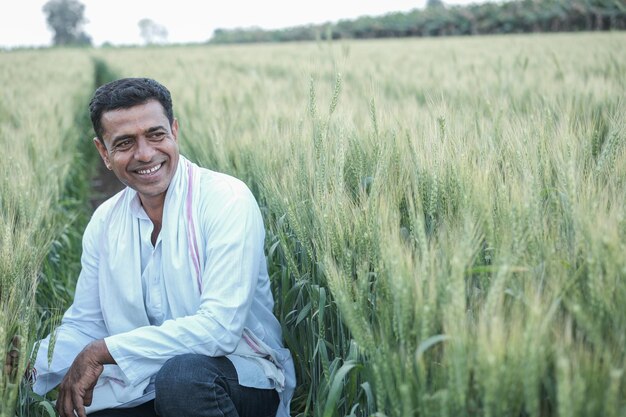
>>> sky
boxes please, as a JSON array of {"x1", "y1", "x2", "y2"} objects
[{"x1": 1, "y1": 0, "x2": 491, "y2": 48}]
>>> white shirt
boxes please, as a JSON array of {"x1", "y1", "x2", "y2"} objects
[
  {"x1": 134, "y1": 202, "x2": 274, "y2": 393},
  {"x1": 137, "y1": 214, "x2": 166, "y2": 326},
  {"x1": 32, "y1": 156, "x2": 295, "y2": 415}
]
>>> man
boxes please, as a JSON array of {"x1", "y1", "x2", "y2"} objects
[{"x1": 30, "y1": 78, "x2": 295, "y2": 417}]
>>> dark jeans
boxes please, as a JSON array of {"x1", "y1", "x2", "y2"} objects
[{"x1": 90, "y1": 355, "x2": 279, "y2": 417}]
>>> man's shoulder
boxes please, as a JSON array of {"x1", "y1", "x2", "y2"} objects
[
  {"x1": 194, "y1": 166, "x2": 252, "y2": 201},
  {"x1": 191, "y1": 166, "x2": 259, "y2": 223}
]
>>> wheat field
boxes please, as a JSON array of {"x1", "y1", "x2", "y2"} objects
[{"x1": 1, "y1": 32, "x2": 624, "y2": 416}]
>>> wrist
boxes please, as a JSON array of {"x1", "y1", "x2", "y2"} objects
[{"x1": 84, "y1": 340, "x2": 115, "y2": 365}]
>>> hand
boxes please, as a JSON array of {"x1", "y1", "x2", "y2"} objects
[
  {"x1": 3, "y1": 335, "x2": 20, "y2": 381},
  {"x1": 56, "y1": 340, "x2": 113, "y2": 417}
]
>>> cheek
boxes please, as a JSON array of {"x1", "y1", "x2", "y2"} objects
[{"x1": 109, "y1": 154, "x2": 129, "y2": 170}]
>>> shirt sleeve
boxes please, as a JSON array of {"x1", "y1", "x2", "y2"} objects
[
  {"x1": 104, "y1": 183, "x2": 264, "y2": 386},
  {"x1": 32, "y1": 210, "x2": 110, "y2": 395}
]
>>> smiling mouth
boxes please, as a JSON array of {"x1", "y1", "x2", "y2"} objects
[{"x1": 135, "y1": 162, "x2": 163, "y2": 175}]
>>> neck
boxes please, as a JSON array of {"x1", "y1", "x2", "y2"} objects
[{"x1": 139, "y1": 194, "x2": 164, "y2": 245}]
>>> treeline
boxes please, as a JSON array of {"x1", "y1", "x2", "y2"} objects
[{"x1": 210, "y1": 0, "x2": 626, "y2": 44}]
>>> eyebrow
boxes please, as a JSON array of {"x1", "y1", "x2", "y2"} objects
[{"x1": 146, "y1": 125, "x2": 167, "y2": 134}]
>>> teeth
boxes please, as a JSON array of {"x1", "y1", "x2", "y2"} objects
[{"x1": 137, "y1": 163, "x2": 162, "y2": 175}]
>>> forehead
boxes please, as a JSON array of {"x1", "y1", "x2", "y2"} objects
[{"x1": 100, "y1": 100, "x2": 169, "y2": 136}]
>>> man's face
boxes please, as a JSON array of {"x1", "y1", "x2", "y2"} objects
[{"x1": 94, "y1": 99, "x2": 179, "y2": 207}]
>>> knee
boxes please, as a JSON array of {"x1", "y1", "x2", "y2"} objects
[
  {"x1": 154, "y1": 354, "x2": 230, "y2": 414},
  {"x1": 156, "y1": 354, "x2": 201, "y2": 386},
  {"x1": 154, "y1": 354, "x2": 203, "y2": 409},
  {"x1": 155, "y1": 354, "x2": 211, "y2": 396}
]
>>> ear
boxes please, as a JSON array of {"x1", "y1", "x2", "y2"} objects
[
  {"x1": 171, "y1": 118, "x2": 179, "y2": 143},
  {"x1": 93, "y1": 137, "x2": 112, "y2": 170}
]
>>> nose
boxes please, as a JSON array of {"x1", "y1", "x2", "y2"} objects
[{"x1": 134, "y1": 137, "x2": 155, "y2": 162}]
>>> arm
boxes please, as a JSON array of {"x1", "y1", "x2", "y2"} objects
[{"x1": 104, "y1": 184, "x2": 264, "y2": 385}]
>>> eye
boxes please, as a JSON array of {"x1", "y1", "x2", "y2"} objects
[
  {"x1": 115, "y1": 139, "x2": 133, "y2": 150},
  {"x1": 149, "y1": 131, "x2": 166, "y2": 140}
]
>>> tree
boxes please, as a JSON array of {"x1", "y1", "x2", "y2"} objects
[
  {"x1": 138, "y1": 19, "x2": 169, "y2": 45},
  {"x1": 42, "y1": 0, "x2": 91, "y2": 46},
  {"x1": 427, "y1": 0, "x2": 445, "y2": 8}
]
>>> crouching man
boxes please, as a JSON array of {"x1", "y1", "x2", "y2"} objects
[{"x1": 31, "y1": 78, "x2": 295, "y2": 417}]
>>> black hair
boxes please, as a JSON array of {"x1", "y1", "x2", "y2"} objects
[{"x1": 89, "y1": 78, "x2": 174, "y2": 141}]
